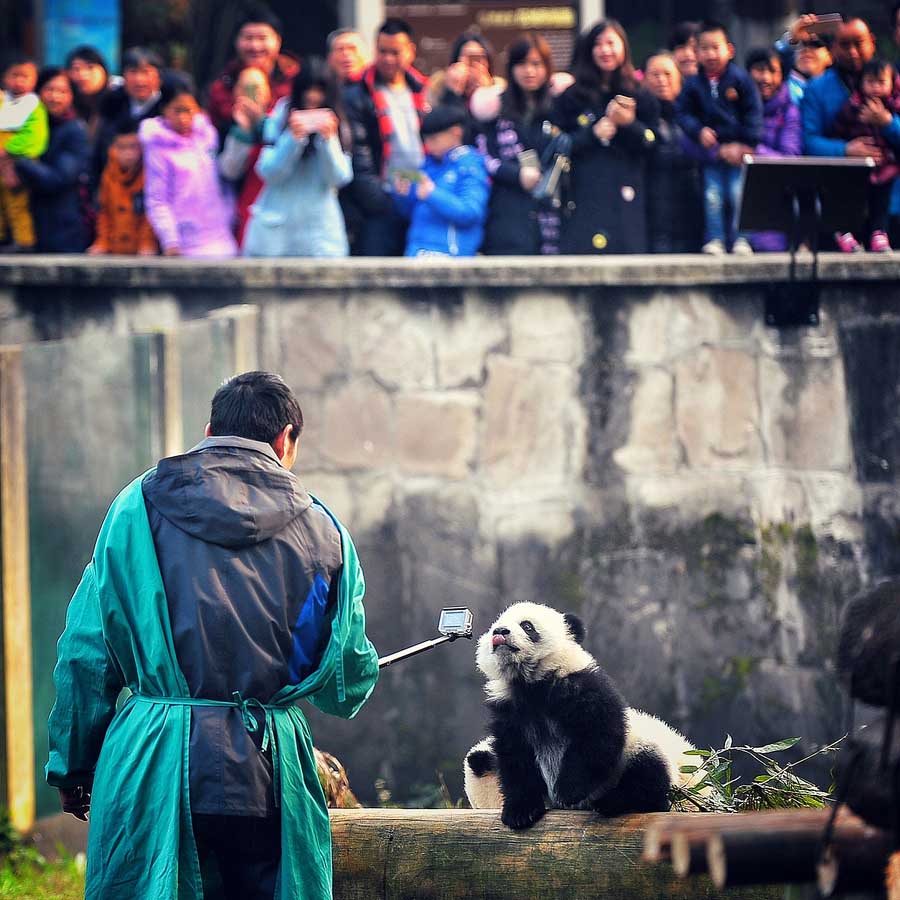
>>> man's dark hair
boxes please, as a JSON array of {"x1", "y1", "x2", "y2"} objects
[
  {"x1": 122, "y1": 46, "x2": 164, "y2": 73},
  {"x1": 862, "y1": 57, "x2": 895, "y2": 81},
  {"x1": 236, "y1": 2, "x2": 283, "y2": 35},
  {"x1": 378, "y1": 18, "x2": 413, "y2": 39},
  {"x1": 745, "y1": 47, "x2": 781, "y2": 73},
  {"x1": 209, "y1": 372, "x2": 304, "y2": 445},
  {"x1": 699, "y1": 20, "x2": 731, "y2": 43},
  {"x1": 667, "y1": 21, "x2": 700, "y2": 51},
  {"x1": 65, "y1": 45, "x2": 108, "y2": 72}
]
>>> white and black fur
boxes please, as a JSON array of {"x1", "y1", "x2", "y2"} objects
[{"x1": 464, "y1": 602, "x2": 700, "y2": 829}]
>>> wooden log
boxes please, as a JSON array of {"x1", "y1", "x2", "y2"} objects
[
  {"x1": 330, "y1": 809, "x2": 782, "y2": 900},
  {"x1": 887, "y1": 851, "x2": 900, "y2": 900},
  {"x1": 816, "y1": 822, "x2": 894, "y2": 898}
]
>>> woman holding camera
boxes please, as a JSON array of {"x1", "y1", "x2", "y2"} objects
[
  {"x1": 472, "y1": 34, "x2": 561, "y2": 255},
  {"x1": 243, "y1": 62, "x2": 352, "y2": 257},
  {"x1": 551, "y1": 20, "x2": 659, "y2": 254}
]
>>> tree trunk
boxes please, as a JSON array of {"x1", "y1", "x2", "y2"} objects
[{"x1": 329, "y1": 809, "x2": 782, "y2": 900}]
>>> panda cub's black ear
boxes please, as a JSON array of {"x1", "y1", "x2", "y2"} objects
[{"x1": 563, "y1": 613, "x2": 586, "y2": 644}]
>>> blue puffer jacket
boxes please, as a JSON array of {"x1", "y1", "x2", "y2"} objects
[
  {"x1": 393, "y1": 144, "x2": 489, "y2": 257},
  {"x1": 802, "y1": 67, "x2": 900, "y2": 157},
  {"x1": 676, "y1": 61, "x2": 762, "y2": 147}
]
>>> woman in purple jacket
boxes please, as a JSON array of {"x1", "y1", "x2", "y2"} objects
[
  {"x1": 139, "y1": 76, "x2": 237, "y2": 257},
  {"x1": 745, "y1": 48, "x2": 801, "y2": 252}
]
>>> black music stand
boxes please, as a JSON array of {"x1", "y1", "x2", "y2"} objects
[{"x1": 738, "y1": 156, "x2": 875, "y2": 327}]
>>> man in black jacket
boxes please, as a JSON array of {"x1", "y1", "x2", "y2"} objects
[{"x1": 343, "y1": 18, "x2": 429, "y2": 255}]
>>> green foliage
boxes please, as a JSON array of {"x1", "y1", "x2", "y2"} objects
[
  {"x1": 0, "y1": 809, "x2": 84, "y2": 898},
  {"x1": 671, "y1": 735, "x2": 843, "y2": 813}
]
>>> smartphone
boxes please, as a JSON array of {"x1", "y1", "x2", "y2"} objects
[
  {"x1": 390, "y1": 168, "x2": 423, "y2": 183},
  {"x1": 293, "y1": 108, "x2": 333, "y2": 133},
  {"x1": 807, "y1": 13, "x2": 843, "y2": 35},
  {"x1": 612, "y1": 94, "x2": 637, "y2": 109}
]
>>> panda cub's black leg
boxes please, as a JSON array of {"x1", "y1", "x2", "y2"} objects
[
  {"x1": 466, "y1": 748, "x2": 496, "y2": 777},
  {"x1": 592, "y1": 749, "x2": 672, "y2": 817}
]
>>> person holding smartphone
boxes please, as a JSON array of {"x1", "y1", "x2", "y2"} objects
[
  {"x1": 471, "y1": 34, "x2": 559, "y2": 254},
  {"x1": 243, "y1": 61, "x2": 353, "y2": 257}
]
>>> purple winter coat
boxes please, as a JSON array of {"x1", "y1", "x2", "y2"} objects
[
  {"x1": 139, "y1": 113, "x2": 237, "y2": 258},
  {"x1": 751, "y1": 83, "x2": 802, "y2": 252}
]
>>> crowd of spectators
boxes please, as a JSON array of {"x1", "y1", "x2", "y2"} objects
[{"x1": 0, "y1": 2, "x2": 898, "y2": 258}]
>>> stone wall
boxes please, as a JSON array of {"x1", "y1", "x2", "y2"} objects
[{"x1": 5, "y1": 255, "x2": 899, "y2": 806}]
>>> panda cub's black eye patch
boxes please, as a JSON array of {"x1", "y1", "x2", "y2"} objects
[{"x1": 519, "y1": 620, "x2": 540, "y2": 642}]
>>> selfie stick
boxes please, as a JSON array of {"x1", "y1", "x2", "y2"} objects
[
  {"x1": 377, "y1": 607, "x2": 475, "y2": 669},
  {"x1": 378, "y1": 634, "x2": 467, "y2": 669}
]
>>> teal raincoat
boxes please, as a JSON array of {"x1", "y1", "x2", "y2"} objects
[{"x1": 46, "y1": 473, "x2": 379, "y2": 900}]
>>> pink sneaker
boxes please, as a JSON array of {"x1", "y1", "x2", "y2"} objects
[
  {"x1": 870, "y1": 230, "x2": 892, "y2": 253},
  {"x1": 834, "y1": 232, "x2": 862, "y2": 253}
]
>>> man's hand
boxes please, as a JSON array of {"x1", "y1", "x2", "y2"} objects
[
  {"x1": 59, "y1": 784, "x2": 91, "y2": 821},
  {"x1": 789, "y1": 14, "x2": 820, "y2": 44},
  {"x1": 415, "y1": 174, "x2": 434, "y2": 200},
  {"x1": 699, "y1": 127, "x2": 719, "y2": 150},
  {"x1": 846, "y1": 136, "x2": 883, "y2": 164},
  {"x1": 718, "y1": 142, "x2": 753, "y2": 166},
  {"x1": 606, "y1": 96, "x2": 636, "y2": 127},
  {"x1": 859, "y1": 98, "x2": 892, "y2": 129},
  {"x1": 392, "y1": 175, "x2": 412, "y2": 197}
]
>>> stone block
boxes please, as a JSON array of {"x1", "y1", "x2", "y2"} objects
[
  {"x1": 625, "y1": 288, "x2": 756, "y2": 366},
  {"x1": 320, "y1": 378, "x2": 393, "y2": 469},
  {"x1": 302, "y1": 470, "x2": 354, "y2": 523},
  {"x1": 346, "y1": 294, "x2": 435, "y2": 389},
  {"x1": 675, "y1": 346, "x2": 763, "y2": 468},
  {"x1": 277, "y1": 294, "x2": 348, "y2": 391},
  {"x1": 508, "y1": 292, "x2": 585, "y2": 364},
  {"x1": 396, "y1": 392, "x2": 478, "y2": 480},
  {"x1": 612, "y1": 368, "x2": 679, "y2": 474},
  {"x1": 759, "y1": 356, "x2": 851, "y2": 471},
  {"x1": 480, "y1": 356, "x2": 584, "y2": 487},
  {"x1": 434, "y1": 291, "x2": 507, "y2": 388}
]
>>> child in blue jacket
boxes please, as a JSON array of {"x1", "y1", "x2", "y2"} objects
[
  {"x1": 392, "y1": 105, "x2": 488, "y2": 257},
  {"x1": 676, "y1": 21, "x2": 762, "y2": 255}
]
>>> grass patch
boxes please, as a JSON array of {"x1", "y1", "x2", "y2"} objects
[{"x1": 0, "y1": 854, "x2": 85, "y2": 899}]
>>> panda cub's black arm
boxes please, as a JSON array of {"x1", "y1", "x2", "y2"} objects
[
  {"x1": 490, "y1": 703, "x2": 547, "y2": 830},
  {"x1": 550, "y1": 668, "x2": 628, "y2": 808}
]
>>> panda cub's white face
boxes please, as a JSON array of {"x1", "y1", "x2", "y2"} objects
[{"x1": 476, "y1": 602, "x2": 597, "y2": 700}]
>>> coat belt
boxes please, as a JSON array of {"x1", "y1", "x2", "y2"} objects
[{"x1": 130, "y1": 692, "x2": 288, "y2": 807}]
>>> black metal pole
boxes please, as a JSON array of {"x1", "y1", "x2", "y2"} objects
[{"x1": 378, "y1": 634, "x2": 462, "y2": 668}]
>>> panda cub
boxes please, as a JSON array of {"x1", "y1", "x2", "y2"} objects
[{"x1": 464, "y1": 602, "x2": 699, "y2": 830}]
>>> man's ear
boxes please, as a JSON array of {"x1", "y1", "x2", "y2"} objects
[
  {"x1": 204, "y1": 422, "x2": 213, "y2": 437},
  {"x1": 271, "y1": 423, "x2": 293, "y2": 461}
]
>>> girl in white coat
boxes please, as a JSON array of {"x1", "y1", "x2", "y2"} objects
[{"x1": 243, "y1": 62, "x2": 352, "y2": 257}]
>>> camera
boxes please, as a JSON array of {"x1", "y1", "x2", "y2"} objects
[{"x1": 438, "y1": 607, "x2": 474, "y2": 638}]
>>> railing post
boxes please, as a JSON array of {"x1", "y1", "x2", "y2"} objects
[{"x1": 0, "y1": 346, "x2": 34, "y2": 832}]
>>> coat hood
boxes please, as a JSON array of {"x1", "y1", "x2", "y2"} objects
[
  {"x1": 142, "y1": 436, "x2": 312, "y2": 548},
  {"x1": 139, "y1": 112, "x2": 218, "y2": 151}
]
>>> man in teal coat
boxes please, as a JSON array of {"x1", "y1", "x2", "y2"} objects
[{"x1": 46, "y1": 371, "x2": 379, "y2": 900}]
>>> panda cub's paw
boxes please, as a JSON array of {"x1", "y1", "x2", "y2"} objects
[{"x1": 501, "y1": 799, "x2": 546, "y2": 831}]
